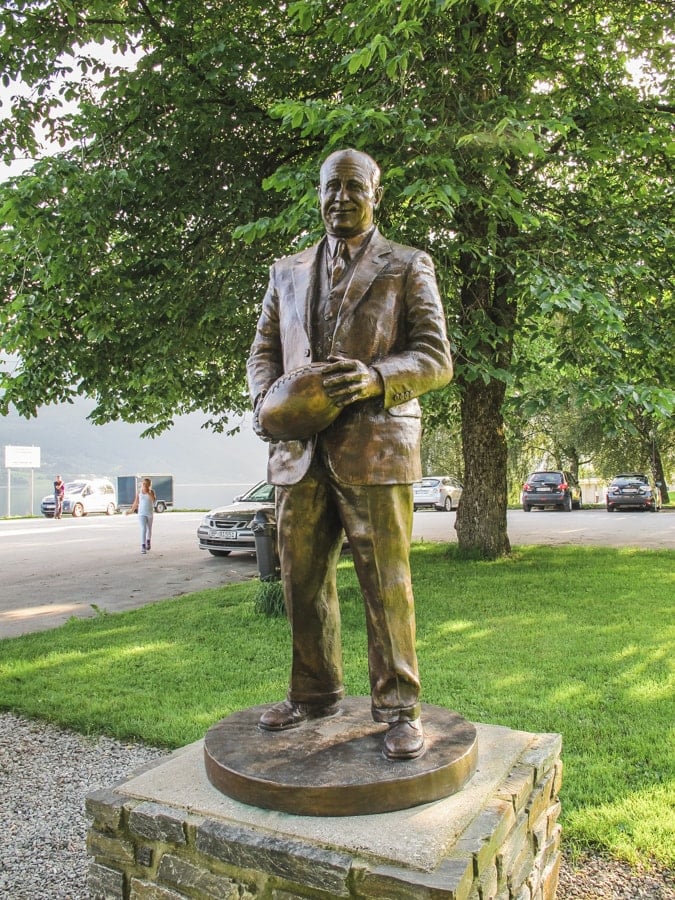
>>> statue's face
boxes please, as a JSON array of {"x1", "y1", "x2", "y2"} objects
[{"x1": 319, "y1": 154, "x2": 382, "y2": 237}]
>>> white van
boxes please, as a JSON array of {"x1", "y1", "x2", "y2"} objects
[{"x1": 41, "y1": 478, "x2": 117, "y2": 518}]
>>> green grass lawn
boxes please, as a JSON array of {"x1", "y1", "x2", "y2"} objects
[{"x1": 1, "y1": 543, "x2": 673, "y2": 869}]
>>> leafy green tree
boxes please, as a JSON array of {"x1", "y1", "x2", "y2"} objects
[
  {"x1": 511, "y1": 266, "x2": 674, "y2": 502},
  {"x1": 1, "y1": 2, "x2": 338, "y2": 430},
  {"x1": 1, "y1": 1, "x2": 673, "y2": 555},
  {"x1": 237, "y1": 0, "x2": 674, "y2": 552},
  {"x1": 592, "y1": 412, "x2": 674, "y2": 503},
  {"x1": 420, "y1": 412, "x2": 464, "y2": 482},
  {"x1": 506, "y1": 389, "x2": 674, "y2": 505}
]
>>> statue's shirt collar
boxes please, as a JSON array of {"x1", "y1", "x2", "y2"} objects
[{"x1": 326, "y1": 226, "x2": 375, "y2": 260}]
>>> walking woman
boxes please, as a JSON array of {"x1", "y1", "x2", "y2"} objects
[{"x1": 129, "y1": 478, "x2": 156, "y2": 554}]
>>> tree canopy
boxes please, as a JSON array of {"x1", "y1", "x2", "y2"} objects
[{"x1": 1, "y1": 0, "x2": 673, "y2": 555}]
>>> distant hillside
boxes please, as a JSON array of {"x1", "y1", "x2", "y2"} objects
[{"x1": 1, "y1": 399, "x2": 268, "y2": 497}]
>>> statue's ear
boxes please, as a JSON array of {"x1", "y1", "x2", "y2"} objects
[{"x1": 373, "y1": 186, "x2": 383, "y2": 208}]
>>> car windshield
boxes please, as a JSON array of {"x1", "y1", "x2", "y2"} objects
[
  {"x1": 416, "y1": 479, "x2": 440, "y2": 488},
  {"x1": 613, "y1": 475, "x2": 648, "y2": 486},
  {"x1": 65, "y1": 481, "x2": 87, "y2": 493},
  {"x1": 242, "y1": 483, "x2": 276, "y2": 502}
]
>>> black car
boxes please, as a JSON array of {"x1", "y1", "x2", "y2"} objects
[
  {"x1": 521, "y1": 471, "x2": 582, "y2": 512},
  {"x1": 197, "y1": 481, "x2": 275, "y2": 556},
  {"x1": 606, "y1": 473, "x2": 662, "y2": 512}
]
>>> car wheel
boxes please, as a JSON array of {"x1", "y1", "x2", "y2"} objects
[
  {"x1": 155, "y1": 501, "x2": 167, "y2": 513},
  {"x1": 563, "y1": 496, "x2": 572, "y2": 512},
  {"x1": 607, "y1": 505, "x2": 613, "y2": 512},
  {"x1": 71, "y1": 503, "x2": 84, "y2": 517},
  {"x1": 208, "y1": 549, "x2": 232, "y2": 557},
  {"x1": 444, "y1": 496, "x2": 453, "y2": 512},
  {"x1": 523, "y1": 504, "x2": 531, "y2": 512},
  {"x1": 106, "y1": 503, "x2": 116, "y2": 516}
]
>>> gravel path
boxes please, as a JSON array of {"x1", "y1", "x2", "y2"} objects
[
  {"x1": 0, "y1": 713, "x2": 165, "y2": 899},
  {"x1": 1, "y1": 712, "x2": 673, "y2": 899}
]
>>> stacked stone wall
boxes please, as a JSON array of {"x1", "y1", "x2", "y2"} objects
[{"x1": 87, "y1": 732, "x2": 562, "y2": 900}]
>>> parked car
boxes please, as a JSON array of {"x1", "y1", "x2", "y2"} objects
[
  {"x1": 40, "y1": 478, "x2": 117, "y2": 518},
  {"x1": 606, "y1": 473, "x2": 662, "y2": 512},
  {"x1": 197, "y1": 481, "x2": 276, "y2": 556},
  {"x1": 413, "y1": 475, "x2": 463, "y2": 512},
  {"x1": 521, "y1": 471, "x2": 582, "y2": 512}
]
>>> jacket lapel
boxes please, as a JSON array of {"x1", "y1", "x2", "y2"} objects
[
  {"x1": 288, "y1": 230, "x2": 392, "y2": 358},
  {"x1": 332, "y1": 229, "x2": 391, "y2": 344},
  {"x1": 290, "y1": 240, "x2": 324, "y2": 335}
]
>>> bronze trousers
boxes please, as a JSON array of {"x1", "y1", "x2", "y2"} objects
[{"x1": 275, "y1": 455, "x2": 421, "y2": 724}]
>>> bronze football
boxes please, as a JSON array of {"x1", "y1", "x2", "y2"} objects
[{"x1": 258, "y1": 363, "x2": 342, "y2": 441}]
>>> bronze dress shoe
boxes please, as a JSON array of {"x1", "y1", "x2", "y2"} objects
[
  {"x1": 259, "y1": 699, "x2": 341, "y2": 731},
  {"x1": 383, "y1": 717, "x2": 425, "y2": 760}
]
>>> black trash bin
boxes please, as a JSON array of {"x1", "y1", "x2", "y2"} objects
[{"x1": 251, "y1": 508, "x2": 280, "y2": 581}]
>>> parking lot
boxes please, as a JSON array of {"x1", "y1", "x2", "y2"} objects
[
  {"x1": 412, "y1": 506, "x2": 675, "y2": 549},
  {"x1": 1, "y1": 508, "x2": 672, "y2": 638}
]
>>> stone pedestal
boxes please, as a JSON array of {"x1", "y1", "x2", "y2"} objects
[{"x1": 86, "y1": 721, "x2": 562, "y2": 899}]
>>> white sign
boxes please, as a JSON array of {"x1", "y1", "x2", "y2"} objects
[{"x1": 4, "y1": 445, "x2": 41, "y2": 468}]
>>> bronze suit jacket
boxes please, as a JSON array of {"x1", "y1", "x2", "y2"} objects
[{"x1": 247, "y1": 228, "x2": 453, "y2": 486}]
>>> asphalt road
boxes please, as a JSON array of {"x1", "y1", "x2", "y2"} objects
[
  {"x1": 1, "y1": 508, "x2": 672, "y2": 638},
  {"x1": 412, "y1": 506, "x2": 675, "y2": 549}
]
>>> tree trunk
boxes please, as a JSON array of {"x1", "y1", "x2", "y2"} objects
[
  {"x1": 453, "y1": 211, "x2": 517, "y2": 559},
  {"x1": 456, "y1": 377, "x2": 511, "y2": 558},
  {"x1": 652, "y1": 443, "x2": 670, "y2": 505},
  {"x1": 636, "y1": 413, "x2": 670, "y2": 504}
]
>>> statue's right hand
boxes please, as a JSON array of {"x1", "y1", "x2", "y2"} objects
[{"x1": 322, "y1": 357, "x2": 383, "y2": 407}]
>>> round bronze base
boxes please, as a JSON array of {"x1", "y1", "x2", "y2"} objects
[{"x1": 204, "y1": 697, "x2": 478, "y2": 816}]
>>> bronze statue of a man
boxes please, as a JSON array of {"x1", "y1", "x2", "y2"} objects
[{"x1": 247, "y1": 149, "x2": 453, "y2": 759}]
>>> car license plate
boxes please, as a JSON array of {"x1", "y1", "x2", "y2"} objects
[
  {"x1": 537, "y1": 487, "x2": 551, "y2": 492},
  {"x1": 214, "y1": 530, "x2": 237, "y2": 539}
]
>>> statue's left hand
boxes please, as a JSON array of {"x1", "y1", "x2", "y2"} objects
[
  {"x1": 322, "y1": 357, "x2": 383, "y2": 408},
  {"x1": 252, "y1": 391, "x2": 278, "y2": 442}
]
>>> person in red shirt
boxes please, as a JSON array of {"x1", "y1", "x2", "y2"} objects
[{"x1": 53, "y1": 476, "x2": 65, "y2": 520}]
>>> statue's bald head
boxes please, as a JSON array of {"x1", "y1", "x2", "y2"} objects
[{"x1": 320, "y1": 149, "x2": 381, "y2": 191}]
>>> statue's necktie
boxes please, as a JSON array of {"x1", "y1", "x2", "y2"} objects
[{"x1": 330, "y1": 239, "x2": 349, "y2": 288}]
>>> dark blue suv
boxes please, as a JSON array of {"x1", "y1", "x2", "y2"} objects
[
  {"x1": 606, "y1": 473, "x2": 662, "y2": 512},
  {"x1": 521, "y1": 471, "x2": 582, "y2": 512}
]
